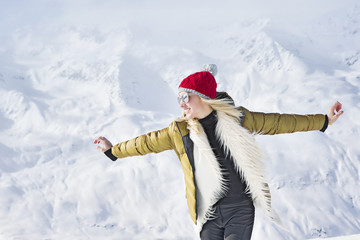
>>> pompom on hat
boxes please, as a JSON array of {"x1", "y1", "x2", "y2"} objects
[{"x1": 178, "y1": 64, "x2": 218, "y2": 99}]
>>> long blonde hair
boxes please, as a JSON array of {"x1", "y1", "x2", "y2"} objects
[{"x1": 178, "y1": 97, "x2": 242, "y2": 134}]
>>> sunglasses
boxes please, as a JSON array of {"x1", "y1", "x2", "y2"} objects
[{"x1": 177, "y1": 93, "x2": 190, "y2": 104}]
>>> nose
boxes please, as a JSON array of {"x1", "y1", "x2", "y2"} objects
[{"x1": 179, "y1": 101, "x2": 186, "y2": 108}]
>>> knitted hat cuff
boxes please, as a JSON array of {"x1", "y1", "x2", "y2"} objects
[{"x1": 178, "y1": 87, "x2": 212, "y2": 100}]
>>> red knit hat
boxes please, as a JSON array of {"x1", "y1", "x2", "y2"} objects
[{"x1": 178, "y1": 71, "x2": 217, "y2": 99}]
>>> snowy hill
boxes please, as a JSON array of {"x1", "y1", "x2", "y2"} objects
[
  {"x1": 312, "y1": 234, "x2": 360, "y2": 240},
  {"x1": 1, "y1": 1, "x2": 360, "y2": 239}
]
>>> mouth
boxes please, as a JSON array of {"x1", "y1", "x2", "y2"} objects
[{"x1": 184, "y1": 108, "x2": 191, "y2": 115}]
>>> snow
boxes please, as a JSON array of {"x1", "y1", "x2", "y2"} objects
[
  {"x1": 312, "y1": 234, "x2": 360, "y2": 240},
  {"x1": 0, "y1": 0, "x2": 360, "y2": 239}
]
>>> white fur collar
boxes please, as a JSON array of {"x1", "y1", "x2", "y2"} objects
[{"x1": 189, "y1": 111, "x2": 283, "y2": 235}]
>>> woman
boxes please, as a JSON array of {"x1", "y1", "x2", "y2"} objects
[{"x1": 94, "y1": 68, "x2": 343, "y2": 240}]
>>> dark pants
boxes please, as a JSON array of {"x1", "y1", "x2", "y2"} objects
[{"x1": 200, "y1": 200, "x2": 255, "y2": 240}]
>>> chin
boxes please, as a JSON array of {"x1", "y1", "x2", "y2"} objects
[{"x1": 185, "y1": 113, "x2": 195, "y2": 120}]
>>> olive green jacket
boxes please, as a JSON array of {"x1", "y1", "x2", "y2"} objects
[{"x1": 109, "y1": 106, "x2": 327, "y2": 224}]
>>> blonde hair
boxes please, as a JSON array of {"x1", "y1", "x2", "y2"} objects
[{"x1": 178, "y1": 97, "x2": 242, "y2": 134}]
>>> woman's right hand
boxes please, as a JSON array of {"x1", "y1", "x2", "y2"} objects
[
  {"x1": 94, "y1": 136, "x2": 113, "y2": 152},
  {"x1": 327, "y1": 101, "x2": 344, "y2": 125}
]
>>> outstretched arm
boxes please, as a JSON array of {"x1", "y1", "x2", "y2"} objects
[
  {"x1": 94, "y1": 126, "x2": 175, "y2": 161},
  {"x1": 240, "y1": 101, "x2": 343, "y2": 135}
]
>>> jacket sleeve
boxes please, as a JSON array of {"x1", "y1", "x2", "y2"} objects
[
  {"x1": 110, "y1": 125, "x2": 175, "y2": 160},
  {"x1": 240, "y1": 106, "x2": 328, "y2": 135}
]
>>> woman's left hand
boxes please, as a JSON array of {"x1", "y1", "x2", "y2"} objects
[
  {"x1": 327, "y1": 101, "x2": 344, "y2": 125},
  {"x1": 94, "y1": 136, "x2": 113, "y2": 152}
]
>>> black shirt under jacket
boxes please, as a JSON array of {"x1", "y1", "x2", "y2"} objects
[{"x1": 198, "y1": 110, "x2": 253, "y2": 206}]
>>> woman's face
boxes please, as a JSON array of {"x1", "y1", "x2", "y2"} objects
[{"x1": 178, "y1": 92, "x2": 211, "y2": 120}]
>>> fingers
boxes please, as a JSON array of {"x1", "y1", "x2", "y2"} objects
[
  {"x1": 94, "y1": 136, "x2": 113, "y2": 152},
  {"x1": 96, "y1": 145, "x2": 106, "y2": 152},
  {"x1": 94, "y1": 137, "x2": 104, "y2": 147},
  {"x1": 330, "y1": 101, "x2": 342, "y2": 114},
  {"x1": 328, "y1": 101, "x2": 344, "y2": 125},
  {"x1": 334, "y1": 101, "x2": 342, "y2": 112},
  {"x1": 94, "y1": 136, "x2": 106, "y2": 144},
  {"x1": 328, "y1": 101, "x2": 343, "y2": 116},
  {"x1": 335, "y1": 110, "x2": 344, "y2": 118}
]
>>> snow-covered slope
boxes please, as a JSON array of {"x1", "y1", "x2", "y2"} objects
[
  {"x1": 0, "y1": 1, "x2": 359, "y2": 239},
  {"x1": 312, "y1": 234, "x2": 360, "y2": 240}
]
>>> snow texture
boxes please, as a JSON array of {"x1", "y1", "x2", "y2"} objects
[{"x1": 0, "y1": 0, "x2": 360, "y2": 239}]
